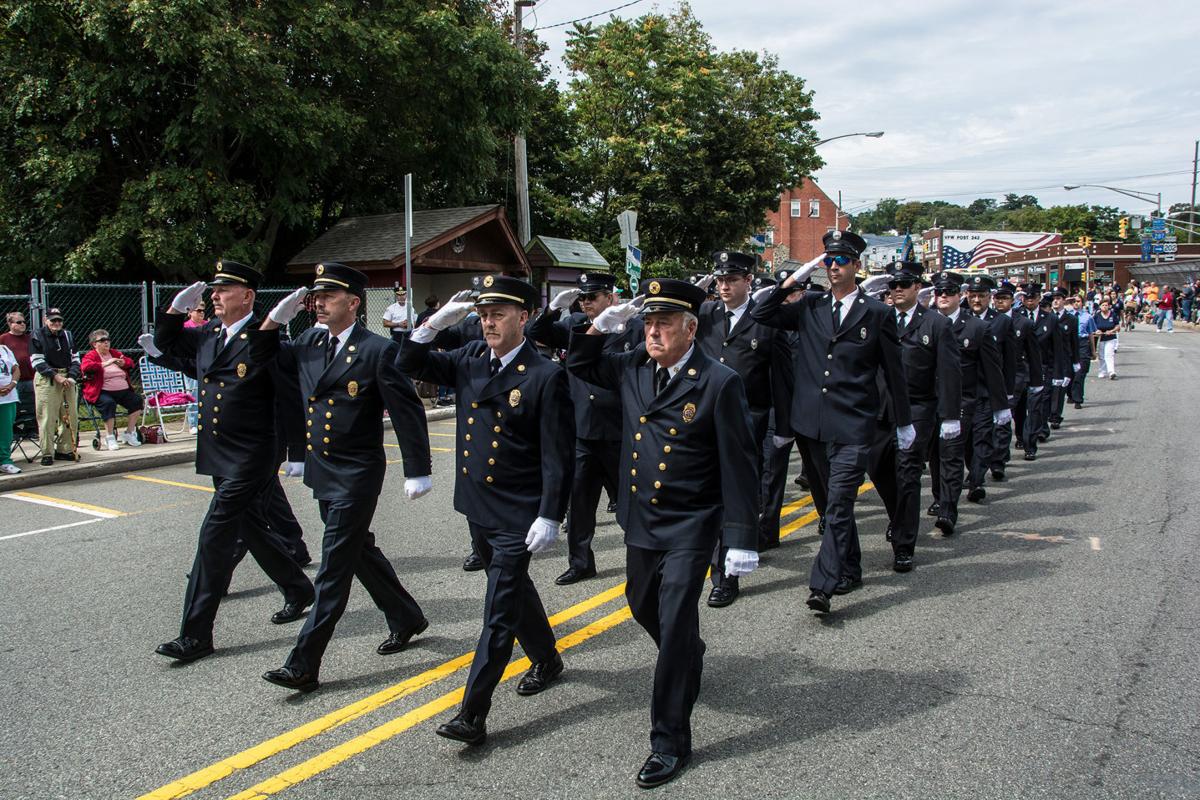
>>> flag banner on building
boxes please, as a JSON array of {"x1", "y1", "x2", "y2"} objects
[{"x1": 941, "y1": 231, "x2": 1061, "y2": 269}]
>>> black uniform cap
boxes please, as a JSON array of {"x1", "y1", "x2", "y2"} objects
[
  {"x1": 1019, "y1": 282, "x2": 1042, "y2": 295},
  {"x1": 210, "y1": 259, "x2": 262, "y2": 290},
  {"x1": 885, "y1": 260, "x2": 924, "y2": 283},
  {"x1": 930, "y1": 271, "x2": 965, "y2": 292},
  {"x1": 711, "y1": 250, "x2": 756, "y2": 275},
  {"x1": 964, "y1": 273, "x2": 997, "y2": 293},
  {"x1": 752, "y1": 275, "x2": 777, "y2": 291},
  {"x1": 641, "y1": 278, "x2": 707, "y2": 316},
  {"x1": 312, "y1": 262, "x2": 367, "y2": 296},
  {"x1": 475, "y1": 274, "x2": 539, "y2": 312},
  {"x1": 821, "y1": 229, "x2": 867, "y2": 259},
  {"x1": 993, "y1": 280, "x2": 1016, "y2": 297},
  {"x1": 577, "y1": 272, "x2": 616, "y2": 294}
]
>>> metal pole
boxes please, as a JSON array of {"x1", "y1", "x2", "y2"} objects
[
  {"x1": 513, "y1": 1, "x2": 531, "y2": 246},
  {"x1": 1190, "y1": 140, "x2": 1198, "y2": 244},
  {"x1": 29, "y1": 277, "x2": 41, "y2": 330},
  {"x1": 404, "y1": 173, "x2": 413, "y2": 327}
]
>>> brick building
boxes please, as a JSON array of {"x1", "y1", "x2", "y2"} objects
[
  {"x1": 763, "y1": 178, "x2": 846, "y2": 269},
  {"x1": 984, "y1": 241, "x2": 1200, "y2": 290}
]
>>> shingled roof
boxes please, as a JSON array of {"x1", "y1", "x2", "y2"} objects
[{"x1": 525, "y1": 236, "x2": 610, "y2": 269}]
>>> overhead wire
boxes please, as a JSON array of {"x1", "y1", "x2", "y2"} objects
[{"x1": 530, "y1": 0, "x2": 646, "y2": 30}]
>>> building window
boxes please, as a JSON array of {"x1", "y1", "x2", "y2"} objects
[
  {"x1": 809, "y1": 199, "x2": 820, "y2": 217},
  {"x1": 764, "y1": 228, "x2": 775, "y2": 245},
  {"x1": 790, "y1": 200, "x2": 802, "y2": 218}
]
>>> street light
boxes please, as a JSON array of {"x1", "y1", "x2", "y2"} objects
[
  {"x1": 1064, "y1": 184, "x2": 1162, "y2": 216},
  {"x1": 817, "y1": 131, "x2": 885, "y2": 147}
]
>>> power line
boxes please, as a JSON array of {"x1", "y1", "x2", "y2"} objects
[{"x1": 530, "y1": 0, "x2": 646, "y2": 30}]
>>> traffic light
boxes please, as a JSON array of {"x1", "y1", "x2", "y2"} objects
[
  {"x1": 1085, "y1": 235, "x2": 1093, "y2": 249},
  {"x1": 1119, "y1": 217, "x2": 1129, "y2": 238},
  {"x1": 1077, "y1": 235, "x2": 1086, "y2": 248}
]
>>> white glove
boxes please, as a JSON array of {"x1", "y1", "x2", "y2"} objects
[
  {"x1": 1072, "y1": 363, "x2": 1080, "y2": 373},
  {"x1": 693, "y1": 274, "x2": 715, "y2": 292},
  {"x1": 896, "y1": 424, "x2": 916, "y2": 451},
  {"x1": 170, "y1": 281, "x2": 207, "y2": 314},
  {"x1": 724, "y1": 548, "x2": 759, "y2": 577},
  {"x1": 549, "y1": 288, "x2": 580, "y2": 312},
  {"x1": 993, "y1": 408, "x2": 1013, "y2": 426},
  {"x1": 138, "y1": 333, "x2": 163, "y2": 358},
  {"x1": 789, "y1": 254, "x2": 823, "y2": 286},
  {"x1": 940, "y1": 419, "x2": 961, "y2": 439},
  {"x1": 860, "y1": 274, "x2": 892, "y2": 295},
  {"x1": 593, "y1": 296, "x2": 646, "y2": 334},
  {"x1": 917, "y1": 286, "x2": 934, "y2": 305},
  {"x1": 285, "y1": 461, "x2": 304, "y2": 477},
  {"x1": 772, "y1": 435, "x2": 793, "y2": 448},
  {"x1": 752, "y1": 285, "x2": 775, "y2": 304},
  {"x1": 268, "y1": 287, "x2": 309, "y2": 325},
  {"x1": 404, "y1": 475, "x2": 432, "y2": 500},
  {"x1": 425, "y1": 301, "x2": 473, "y2": 332},
  {"x1": 525, "y1": 516, "x2": 559, "y2": 553},
  {"x1": 448, "y1": 288, "x2": 474, "y2": 304}
]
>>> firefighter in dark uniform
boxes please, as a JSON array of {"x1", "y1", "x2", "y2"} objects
[
  {"x1": 990, "y1": 282, "x2": 1042, "y2": 472},
  {"x1": 1019, "y1": 286, "x2": 1060, "y2": 456},
  {"x1": 926, "y1": 272, "x2": 1008, "y2": 536},
  {"x1": 751, "y1": 233, "x2": 915, "y2": 614},
  {"x1": 257, "y1": 263, "x2": 434, "y2": 692},
  {"x1": 399, "y1": 275, "x2": 574, "y2": 748},
  {"x1": 567, "y1": 278, "x2": 759, "y2": 788},
  {"x1": 527, "y1": 271, "x2": 643, "y2": 585},
  {"x1": 153, "y1": 261, "x2": 315, "y2": 665},
  {"x1": 756, "y1": 271, "x2": 803, "y2": 552},
  {"x1": 880, "y1": 261, "x2": 961, "y2": 571},
  {"x1": 963, "y1": 274, "x2": 1016, "y2": 494},
  {"x1": 1049, "y1": 288, "x2": 1079, "y2": 430},
  {"x1": 695, "y1": 250, "x2": 781, "y2": 608}
]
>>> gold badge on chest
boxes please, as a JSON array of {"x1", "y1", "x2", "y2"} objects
[
  {"x1": 509, "y1": 388, "x2": 521, "y2": 408},
  {"x1": 682, "y1": 402, "x2": 696, "y2": 423},
  {"x1": 347, "y1": 380, "x2": 359, "y2": 398},
  {"x1": 236, "y1": 363, "x2": 247, "y2": 378}
]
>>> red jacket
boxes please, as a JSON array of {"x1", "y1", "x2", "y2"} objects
[{"x1": 80, "y1": 348, "x2": 134, "y2": 404}]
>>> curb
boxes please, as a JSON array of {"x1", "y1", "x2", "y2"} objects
[{"x1": 1, "y1": 406, "x2": 458, "y2": 492}]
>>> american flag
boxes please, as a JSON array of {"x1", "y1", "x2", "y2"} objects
[{"x1": 943, "y1": 233, "x2": 1061, "y2": 269}]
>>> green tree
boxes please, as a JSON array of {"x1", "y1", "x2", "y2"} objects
[
  {"x1": 0, "y1": 0, "x2": 538, "y2": 288},
  {"x1": 558, "y1": 3, "x2": 821, "y2": 270}
]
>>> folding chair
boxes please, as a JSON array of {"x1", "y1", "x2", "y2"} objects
[
  {"x1": 139, "y1": 357, "x2": 194, "y2": 441},
  {"x1": 10, "y1": 390, "x2": 39, "y2": 464}
]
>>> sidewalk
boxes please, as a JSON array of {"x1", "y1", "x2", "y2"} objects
[{"x1": 1, "y1": 404, "x2": 456, "y2": 492}]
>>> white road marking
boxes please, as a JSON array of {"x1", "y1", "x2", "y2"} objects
[
  {"x1": 1090, "y1": 536, "x2": 1101, "y2": 551},
  {"x1": 0, "y1": 518, "x2": 103, "y2": 542}
]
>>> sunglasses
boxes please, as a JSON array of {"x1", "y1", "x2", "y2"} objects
[
  {"x1": 93, "y1": 337, "x2": 109, "y2": 343},
  {"x1": 888, "y1": 279, "x2": 916, "y2": 289},
  {"x1": 822, "y1": 255, "x2": 853, "y2": 267},
  {"x1": 10, "y1": 320, "x2": 25, "y2": 325},
  {"x1": 933, "y1": 288, "x2": 959, "y2": 297}
]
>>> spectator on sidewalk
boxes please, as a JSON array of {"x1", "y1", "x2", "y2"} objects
[
  {"x1": 0, "y1": 311, "x2": 36, "y2": 437},
  {"x1": 1157, "y1": 286, "x2": 1175, "y2": 332},
  {"x1": 1094, "y1": 299, "x2": 1119, "y2": 379},
  {"x1": 382, "y1": 287, "x2": 411, "y2": 342},
  {"x1": 81, "y1": 330, "x2": 143, "y2": 450},
  {"x1": 0, "y1": 341, "x2": 21, "y2": 473},
  {"x1": 30, "y1": 307, "x2": 81, "y2": 466},
  {"x1": 416, "y1": 295, "x2": 440, "y2": 326},
  {"x1": 183, "y1": 303, "x2": 208, "y2": 329}
]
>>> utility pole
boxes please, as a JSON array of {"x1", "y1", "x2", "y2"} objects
[
  {"x1": 1190, "y1": 139, "x2": 1198, "y2": 244},
  {"x1": 513, "y1": 0, "x2": 535, "y2": 246}
]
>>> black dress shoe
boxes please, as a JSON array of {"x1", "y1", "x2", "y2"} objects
[
  {"x1": 967, "y1": 487, "x2": 986, "y2": 503},
  {"x1": 39, "y1": 456, "x2": 54, "y2": 466},
  {"x1": 1023, "y1": 450, "x2": 1037, "y2": 461},
  {"x1": 832, "y1": 575, "x2": 862, "y2": 595},
  {"x1": 636, "y1": 751, "x2": 690, "y2": 789},
  {"x1": 806, "y1": 590, "x2": 831, "y2": 614},
  {"x1": 377, "y1": 618, "x2": 429, "y2": 655},
  {"x1": 794, "y1": 473, "x2": 810, "y2": 490},
  {"x1": 706, "y1": 583, "x2": 739, "y2": 608},
  {"x1": 516, "y1": 653, "x2": 564, "y2": 696},
  {"x1": 884, "y1": 525, "x2": 894, "y2": 543},
  {"x1": 462, "y1": 552, "x2": 484, "y2": 572},
  {"x1": 555, "y1": 565, "x2": 597, "y2": 585},
  {"x1": 606, "y1": 500, "x2": 618, "y2": 513},
  {"x1": 294, "y1": 551, "x2": 313, "y2": 568},
  {"x1": 155, "y1": 636, "x2": 214, "y2": 663},
  {"x1": 817, "y1": 517, "x2": 826, "y2": 535},
  {"x1": 1050, "y1": 421, "x2": 1061, "y2": 430},
  {"x1": 990, "y1": 468, "x2": 1006, "y2": 481},
  {"x1": 927, "y1": 501, "x2": 941, "y2": 517},
  {"x1": 262, "y1": 666, "x2": 319, "y2": 693},
  {"x1": 1037, "y1": 432, "x2": 1050, "y2": 442},
  {"x1": 436, "y1": 712, "x2": 487, "y2": 745},
  {"x1": 1074, "y1": 402, "x2": 1083, "y2": 409},
  {"x1": 893, "y1": 552, "x2": 914, "y2": 572},
  {"x1": 935, "y1": 517, "x2": 956, "y2": 536},
  {"x1": 271, "y1": 594, "x2": 314, "y2": 624}
]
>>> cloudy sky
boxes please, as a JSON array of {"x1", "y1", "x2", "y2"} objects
[{"x1": 527, "y1": 0, "x2": 1200, "y2": 218}]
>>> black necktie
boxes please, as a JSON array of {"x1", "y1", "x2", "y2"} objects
[
  {"x1": 832, "y1": 300, "x2": 843, "y2": 330},
  {"x1": 326, "y1": 334, "x2": 337, "y2": 366},
  {"x1": 725, "y1": 310, "x2": 734, "y2": 337},
  {"x1": 655, "y1": 367, "x2": 670, "y2": 396},
  {"x1": 897, "y1": 311, "x2": 906, "y2": 332},
  {"x1": 490, "y1": 357, "x2": 502, "y2": 377}
]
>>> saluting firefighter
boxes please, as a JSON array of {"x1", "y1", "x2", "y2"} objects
[
  {"x1": 256, "y1": 263, "x2": 434, "y2": 692},
  {"x1": 878, "y1": 261, "x2": 961, "y2": 571},
  {"x1": 399, "y1": 275, "x2": 574, "y2": 747},
  {"x1": 990, "y1": 282, "x2": 1042, "y2": 472},
  {"x1": 963, "y1": 274, "x2": 1016, "y2": 495},
  {"x1": 153, "y1": 262, "x2": 314, "y2": 665},
  {"x1": 694, "y1": 250, "x2": 782, "y2": 608},
  {"x1": 527, "y1": 271, "x2": 643, "y2": 586},
  {"x1": 567, "y1": 278, "x2": 759, "y2": 788},
  {"x1": 925, "y1": 272, "x2": 1008, "y2": 537},
  {"x1": 751, "y1": 231, "x2": 915, "y2": 614}
]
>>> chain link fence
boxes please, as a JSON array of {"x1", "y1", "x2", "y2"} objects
[
  {"x1": 40, "y1": 282, "x2": 149, "y2": 354},
  {"x1": 0, "y1": 293, "x2": 34, "y2": 326}
]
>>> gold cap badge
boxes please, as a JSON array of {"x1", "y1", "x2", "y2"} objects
[
  {"x1": 483, "y1": 275, "x2": 495, "y2": 287},
  {"x1": 316, "y1": 264, "x2": 325, "y2": 275},
  {"x1": 648, "y1": 281, "x2": 661, "y2": 295}
]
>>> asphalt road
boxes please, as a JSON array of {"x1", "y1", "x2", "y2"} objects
[{"x1": 2, "y1": 330, "x2": 1197, "y2": 800}]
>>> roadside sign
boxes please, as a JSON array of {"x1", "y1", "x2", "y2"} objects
[
  {"x1": 1141, "y1": 240, "x2": 1153, "y2": 262},
  {"x1": 625, "y1": 246, "x2": 642, "y2": 293}
]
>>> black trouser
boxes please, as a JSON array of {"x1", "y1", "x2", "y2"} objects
[
  {"x1": 285, "y1": 496, "x2": 422, "y2": 675},
  {"x1": 966, "y1": 397, "x2": 994, "y2": 491},
  {"x1": 892, "y1": 417, "x2": 935, "y2": 556},
  {"x1": 1050, "y1": 379, "x2": 1069, "y2": 425},
  {"x1": 758, "y1": 409, "x2": 793, "y2": 550},
  {"x1": 1034, "y1": 377, "x2": 1054, "y2": 440},
  {"x1": 801, "y1": 438, "x2": 868, "y2": 595},
  {"x1": 232, "y1": 474, "x2": 311, "y2": 567},
  {"x1": 626, "y1": 544, "x2": 710, "y2": 758},
  {"x1": 865, "y1": 420, "x2": 898, "y2": 525},
  {"x1": 1070, "y1": 340, "x2": 1091, "y2": 404},
  {"x1": 461, "y1": 522, "x2": 557, "y2": 718},
  {"x1": 565, "y1": 438, "x2": 621, "y2": 571},
  {"x1": 180, "y1": 474, "x2": 314, "y2": 642},
  {"x1": 711, "y1": 407, "x2": 769, "y2": 589},
  {"x1": 998, "y1": 379, "x2": 1026, "y2": 467},
  {"x1": 929, "y1": 414, "x2": 967, "y2": 525}
]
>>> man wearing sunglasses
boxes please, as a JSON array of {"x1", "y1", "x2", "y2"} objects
[
  {"x1": 527, "y1": 271, "x2": 643, "y2": 586},
  {"x1": 751, "y1": 230, "x2": 914, "y2": 614}
]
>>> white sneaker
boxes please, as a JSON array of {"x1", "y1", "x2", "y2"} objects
[
  {"x1": 106, "y1": 435, "x2": 119, "y2": 451},
  {"x1": 0, "y1": 463, "x2": 21, "y2": 474},
  {"x1": 189, "y1": 426, "x2": 198, "y2": 435},
  {"x1": 122, "y1": 431, "x2": 142, "y2": 447}
]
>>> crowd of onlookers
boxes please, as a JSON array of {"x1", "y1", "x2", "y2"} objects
[{"x1": 1104, "y1": 279, "x2": 1200, "y2": 332}]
